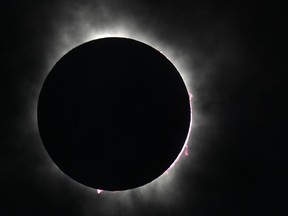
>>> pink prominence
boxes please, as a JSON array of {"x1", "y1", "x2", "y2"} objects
[
  {"x1": 185, "y1": 145, "x2": 189, "y2": 156},
  {"x1": 97, "y1": 189, "x2": 103, "y2": 194},
  {"x1": 165, "y1": 92, "x2": 193, "y2": 174}
]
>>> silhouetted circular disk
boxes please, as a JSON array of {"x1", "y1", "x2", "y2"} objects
[{"x1": 37, "y1": 37, "x2": 190, "y2": 191}]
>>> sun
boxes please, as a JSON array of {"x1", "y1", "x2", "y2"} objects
[{"x1": 32, "y1": 11, "x2": 194, "y2": 208}]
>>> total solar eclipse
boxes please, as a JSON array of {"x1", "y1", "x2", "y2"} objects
[{"x1": 37, "y1": 37, "x2": 191, "y2": 191}]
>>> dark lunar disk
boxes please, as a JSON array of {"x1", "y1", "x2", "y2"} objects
[{"x1": 37, "y1": 37, "x2": 190, "y2": 191}]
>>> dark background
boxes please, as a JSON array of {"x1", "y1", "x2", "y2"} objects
[{"x1": 1, "y1": 0, "x2": 286, "y2": 215}]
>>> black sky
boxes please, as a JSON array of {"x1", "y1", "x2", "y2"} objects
[{"x1": 1, "y1": 1, "x2": 286, "y2": 216}]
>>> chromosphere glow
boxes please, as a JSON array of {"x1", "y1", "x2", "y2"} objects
[
  {"x1": 86, "y1": 46, "x2": 193, "y2": 192},
  {"x1": 165, "y1": 93, "x2": 193, "y2": 175}
]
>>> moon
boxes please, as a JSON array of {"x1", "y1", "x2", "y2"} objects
[{"x1": 37, "y1": 37, "x2": 191, "y2": 191}]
